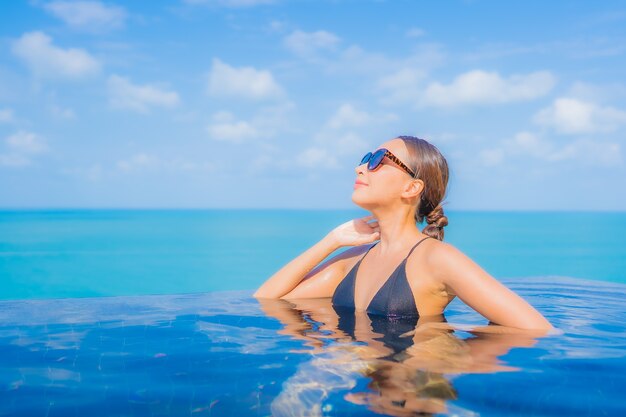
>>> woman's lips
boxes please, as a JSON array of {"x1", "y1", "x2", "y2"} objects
[{"x1": 354, "y1": 181, "x2": 368, "y2": 188}]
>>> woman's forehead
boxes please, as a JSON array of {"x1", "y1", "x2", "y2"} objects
[{"x1": 377, "y1": 138, "x2": 409, "y2": 158}]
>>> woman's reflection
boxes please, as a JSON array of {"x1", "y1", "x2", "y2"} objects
[{"x1": 258, "y1": 297, "x2": 548, "y2": 417}]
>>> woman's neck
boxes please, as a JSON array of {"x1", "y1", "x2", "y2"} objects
[{"x1": 369, "y1": 207, "x2": 425, "y2": 256}]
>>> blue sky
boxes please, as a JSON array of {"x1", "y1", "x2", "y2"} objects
[{"x1": 1, "y1": 0, "x2": 625, "y2": 210}]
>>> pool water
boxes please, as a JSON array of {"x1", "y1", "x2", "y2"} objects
[{"x1": 1, "y1": 276, "x2": 625, "y2": 416}]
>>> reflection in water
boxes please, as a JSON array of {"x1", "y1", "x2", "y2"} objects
[{"x1": 258, "y1": 298, "x2": 546, "y2": 417}]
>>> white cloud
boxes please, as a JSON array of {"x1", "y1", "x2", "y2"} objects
[
  {"x1": 377, "y1": 67, "x2": 428, "y2": 104},
  {"x1": 533, "y1": 97, "x2": 626, "y2": 134},
  {"x1": 503, "y1": 131, "x2": 553, "y2": 159},
  {"x1": 12, "y1": 31, "x2": 100, "y2": 79},
  {"x1": 422, "y1": 132, "x2": 459, "y2": 143},
  {"x1": 207, "y1": 111, "x2": 259, "y2": 143},
  {"x1": 549, "y1": 138, "x2": 621, "y2": 166},
  {"x1": 327, "y1": 104, "x2": 370, "y2": 129},
  {"x1": 206, "y1": 102, "x2": 295, "y2": 144},
  {"x1": 0, "y1": 153, "x2": 30, "y2": 167},
  {"x1": 297, "y1": 131, "x2": 368, "y2": 171},
  {"x1": 267, "y1": 19, "x2": 286, "y2": 33},
  {"x1": 478, "y1": 148, "x2": 504, "y2": 166},
  {"x1": 115, "y1": 153, "x2": 216, "y2": 175},
  {"x1": 183, "y1": 0, "x2": 275, "y2": 7},
  {"x1": 370, "y1": 45, "x2": 446, "y2": 106},
  {"x1": 282, "y1": 30, "x2": 444, "y2": 81},
  {"x1": 294, "y1": 131, "x2": 368, "y2": 170},
  {"x1": 567, "y1": 81, "x2": 626, "y2": 103},
  {"x1": 50, "y1": 104, "x2": 76, "y2": 120},
  {"x1": 0, "y1": 131, "x2": 47, "y2": 168},
  {"x1": 6, "y1": 131, "x2": 48, "y2": 154},
  {"x1": 67, "y1": 155, "x2": 215, "y2": 179},
  {"x1": 207, "y1": 58, "x2": 284, "y2": 100},
  {"x1": 420, "y1": 70, "x2": 556, "y2": 108},
  {"x1": 328, "y1": 132, "x2": 369, "y2": 156},
  {"x1": 284, "y1": 30, "x2": 340, "y2": 58},
  {"x1": 463, "y1": 38, "x2": 626, "y2": 62},
  {"x1": 280, "y1": 31, "x2": 446, "y2": 96},
  {"x1": 406, "y1": 27, "x2": 426, "y2": 38},
  {"x1": 43, "y1": 1, "x2": 127, "y2": 31},
  {"x1": 250, "y1": 101, "x2": 296, "y2": 135},
  {"x1": 296, "y1": 147, "x2": 340, "y2": 169},
  {"x1": 479, "y1": 131, "x2": 622, "y2": 168},
  {"x1": 0, "y1": 108, "x2": 14, "y2": 124},
  {"x1": 107, "y1": 74, "x2": 180, "y2": 113},
  {"x1": 84, "y1": 163, "x2": 104, "y2": 181},
  {"x1": 117, "y1": 153, "x2": 160, "y2": 172},
  {"x1": 292, "y1": 104, "x2": 397, "y2": 170},
  {"x1": 331, "y1": 45, "x2": 403, "y2": 76},
  {"x1": 325, "y1": 103, "x2": 397, "y2": 130}
]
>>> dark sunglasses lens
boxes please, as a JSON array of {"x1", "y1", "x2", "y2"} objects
[
  {"x1": 360, "y1": 152, "x2": 372, "y2": 165},
  {"x1": 368, "y1": 150, "x2": 385, "y2": 170}
]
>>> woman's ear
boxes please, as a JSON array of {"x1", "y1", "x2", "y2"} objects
[{"x1": 403, "y1": 179, "x2": 424, "y2": 199}]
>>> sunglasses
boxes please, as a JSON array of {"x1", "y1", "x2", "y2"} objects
[{"x1": 359, "y1": 148, "x2": 416, "y2": 177}]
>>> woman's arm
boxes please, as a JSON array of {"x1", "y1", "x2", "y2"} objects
[
  {"x1": 429, "y1": 242, "x2": 555, "y2": 331},
  {"x1": 253, "y1": 214, "x2": 381, "y2": 299},
  {"x1": 253, "y1": 233, "x2": 341, "y2": 299}
]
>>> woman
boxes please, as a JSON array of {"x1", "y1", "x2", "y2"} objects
[{"x1": 254, "y1": 135, "x2": 554, "y2": 331}]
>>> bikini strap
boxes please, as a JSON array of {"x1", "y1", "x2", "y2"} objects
[
  {"x1": 362, "y1": 237, "x2": 430, "y2": 263},
  {"x1": 366, "y1": 241, "x2": 379, "y2": 254},
  {"x1": 359, "y1": 241, "x2": 378, "y2": 263},
  {"x1": 404, "y1": 236, "x2": 432, "y2": 261}
]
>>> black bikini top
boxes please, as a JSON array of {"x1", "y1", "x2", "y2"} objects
[{"x1": 331, "y1": 236, "x2": 432, "y2": 318}]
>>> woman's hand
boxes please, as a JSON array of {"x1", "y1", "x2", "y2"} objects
[{"x1": 328, "y1": 214, "x2": 380, "y2": 247}]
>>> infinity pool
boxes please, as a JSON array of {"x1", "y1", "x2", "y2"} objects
[{"x1": 1, "y1": 276, "x2": 625, "y2": 416}]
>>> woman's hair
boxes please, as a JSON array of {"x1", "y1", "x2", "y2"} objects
[{"x1": 397, "y1": 135, "x2": 449, "y2": 241}]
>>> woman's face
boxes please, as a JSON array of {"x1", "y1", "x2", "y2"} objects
[{"x1": 352, "y1": 138, "x2": 421, "y2": 209}]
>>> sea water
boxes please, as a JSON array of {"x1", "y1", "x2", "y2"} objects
[{"x1": 1, "y1": 209, "x2": 625, "y2": 300}]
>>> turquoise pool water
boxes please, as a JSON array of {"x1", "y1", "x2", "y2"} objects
[
  {"x1": 1, "y1": 276, "x2": 624, "y2": 416},
  {"x1": 1, "y1": 210, "x2": 625, "y2": 299}
]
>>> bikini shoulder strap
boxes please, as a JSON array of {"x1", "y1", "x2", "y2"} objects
[
  {"x1": 359, "y1": 241, "x2": 378, "y2": 262},
  {"x1": 404, "y1": 236, "x2": 431, "y2": 260}
]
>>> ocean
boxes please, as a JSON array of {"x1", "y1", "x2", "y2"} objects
[{"x1": 1, "y1": 209, "x2": 624, "y2": 300}]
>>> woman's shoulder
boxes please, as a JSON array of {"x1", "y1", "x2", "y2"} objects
[
  {"x1": 424, "y1": 237, "x2": 461, "y2": 254},
  {"x1": 422, "y1": 238, "x2": 485, "y2": 292},
  {"x1": 422, "y1": 238, "x2": 468, "y2": 270}
]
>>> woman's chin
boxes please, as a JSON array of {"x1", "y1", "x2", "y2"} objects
[{"x1": 351, "y1": 193, "x2": 372, "y2": 208}]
